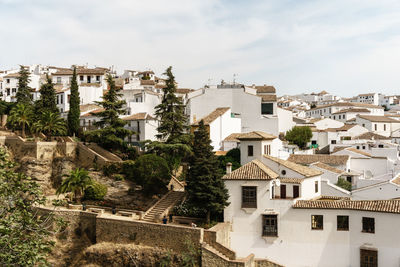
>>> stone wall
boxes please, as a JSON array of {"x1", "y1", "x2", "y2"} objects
[
  {"x1": 201, "y1": 246, "x2": 254, "y2": 267},
  {"x1": 77, "y1": 142, "x2": 115, "y2": 169},
  {"x1": 208, "y1": 222, "x2": 231, "y2": 247},
  {"x1": 255, "y1": 259, "x2": 285, "y2": 267}
]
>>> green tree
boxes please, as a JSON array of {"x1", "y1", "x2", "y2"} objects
[
  {"x1": 86, "y1": 75, "x2": 132, "y2": 150},
  {"x1": 146, "y1": 66, "x2": 191, "y2": 171},
  {"x1": 336, "y1": 178, "x2": 352, "y2": 191},
  {"x1": 218, "y1": 148, "x2": 241, "y2": 173},
  {"x1": 67, "y1": 67, "x2": 80, "y2": 136},
  {"x1": 285, "y1": 126, "x2": 313, "y2": 149},
  {"x1": 33, "y1": 111, "x2": 67, "y2": 140},
  {"x1": 7, "y1": 103, "x2": 33, "y2": 138},
  {"x1": 129, "y1": 154, "x2": 171, "y2": 195},
  {"x1": 15, "y1": 65, "x2": 32, "y2": 105},
  {"x1": 186, "y1": 120, "x2": 229, "y2": 224},
  {"x1": 0, "y1": 147, "x2": 54, "y2": 265},
  {"x1": 35, "y1": 75, "x2": 58, "y2": 114},
  {"x1": 56, "y1": 168, "x2": 92, "y2": 203}
]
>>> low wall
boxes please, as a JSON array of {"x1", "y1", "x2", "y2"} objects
[
  {"x1": 77, "y1": 142, "x2": 112, "y2": 169},
  {"x1": 202, "y1": 246, "x2": 254, "y2": 267},
  {"x1": 208, "y1": 222, "x2": 231, "y2": 247},
  {"x1": 87, "y1": 143, "x2": 122, "y2": 161},
  {"x1": 255, "y1": 259, "x2": 285, "y2": 267}
]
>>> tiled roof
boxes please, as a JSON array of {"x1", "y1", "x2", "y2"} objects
[
  {"x1": 358, "y1": 115, "x2": 399, "y2": 123},
  {"x1": 293, "y1": 199, "x2": 400, "y2": 214},
  {"x1": 313, "y1": 195, "x2": 350, "y2": 200},
  {"x1": 254, "y1": 85, "x2": 276, "y2": 94},
  {"x1": 122, "y1": 112, "x2": 155, "y2": 121},
  {"x1": 222, "y1": 159, "x2": 279, "y2": 180},
  {"x1": 140, "y1": 80, "x2": 156, "y2": 86},
  {"x1": 311, "y1": 162, "x2": 344, "y2": 174},
  {"x1": 215, "y1": 151, "x2": 228, "y2": 156},
  {"x1": 223, "y1": 133, "x2": 242, "y2": 142},
  {"x1": 308, "y1": 102, "x2": 383, "y2": 111},
  {"x1": 358, "y1": 93, "x2": 376, "y2": 97},
  {"x1": 287, "y1": 154, "x2": 349, "y2": 166},
  {"x1": 261, "y1": 95, "x2": 277, "y2": 102},
  {"x1": 392, "y1": 175, "x2": 400, "y2": 186},
  {"x1": 194, "y1": 107, "x2": 230, "y2": 125},
  {"x1": 263, "y1": 155, "x2": 322, "y2": 177},
  {"x1": 176, "y1": 88, "x2": 194, "y2": 94},
  {"x1": 81, "y1": 108, "x2": 104, "y2": 117},
  {"x1": 80, "y1": 104, "x2": 101, "y2": 113},
  {"x1": 332, "y1": 108, "x2": 370, "y2": 114},
  {"x1": 54, "y1": 68, "x2": 107, "y2": 75},
  {"x1": 3, "y1": 73, "x2": 20, "y2": 78},
  {"x1": 279, "y1": 177, "x2": 303, "y2": 184},
  {"x1": 346, "y1": 147, "x2": 372, "y2": 157},
  {"x1": 331, "y1": 146, "x2": 350, "y2": 154},
  {"x1": 236, "y1": 131, "x2": 277, "y2": 140},
  {"x1": 324, "y1": 124, "x2": 356, "y2": 132},
  {"x1": 353, "y1": 132, "x2": 391, "y2": 140}
]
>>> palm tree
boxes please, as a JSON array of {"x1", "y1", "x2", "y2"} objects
[
  {"x1": 56, "y1": 168, "x2": 92, "y2": 203},
  {"x1": 33, "y1": 111, "x2": 67, "y2": 140},
  {"x1": 7, "y1": 103, "x2": 33, "y2": 138}
]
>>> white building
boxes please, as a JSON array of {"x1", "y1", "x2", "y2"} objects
[
  {"x1": 356, "y1": 115, "x2": 400, "y2": 137},
  {"x1": 357, "y1": 93, "x2": 379, "y2": 106},
  {"x1": 122, "y1": 112, "x2": 159, "y2": 146},
  {"x1": 306, "y1": 102, "x2": 384, "y2": 119},
  {"x1": 329, "y1": 108, "x2": 371, "y2": 123}
]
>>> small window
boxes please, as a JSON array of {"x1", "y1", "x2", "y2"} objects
[
  {"x1": 311, "y1": 215, "x2": 323, "y2": 230},
  {"x1": 362, "y1": 146, "x2": 366, "y2": 149},
  {"x1": 57, "y1": 77, "x2": 62, "y2": 84},
  {"x1": 60, "y1": 94, "x2": 64, "y2": 104},
  {"x1": 261, "y1": 103, "x2": 273, "y2": 115},
  {"x1": 331, "y1": 140, "x2": 337, "y2": 144},
  {"x1": 311, "y1": 140, "x2": 317, "y2": 145},
  {"x1": 242, "y1": 186, "x2": 257, "y2": 208},
  {"x1": 80, "y1": 75, "x2": 84, "y2": 81},
  {"x1": 293, "y1": 185, "x2": 299, "y2": 198},
  {"x1": 378, "y1": 144, "x2": 383, "y2": 148},
  {"x1": 384, "y1": 124, "x2": 386, "y2": 131},
  {"x1": 362, "y1": 217, "x2": 375, "y2": 233},
  {"x1": 281, "y1": 170, "x2": 286, "y2": 176},
  {"x1": 315, "y1": 181, "x2": 319, "y2": 193},
  {"x1": 337, "y1": 216, "x2": 349, "y2": 231},
  {"x1": 356, "y1": 146, "x2": 360, "y2": 149},
  {"x1": 262, "y1": 215, "x2": 278, "y2": 237},
  {"x1": 374, "y1": 124, "x2": 377, "y2": 131},
  {"x1": 6, "y1": 79, "x2": 10, "y2": 83},
  {"x1": 96, "y1": 75, "x2": 100, "y2": 81},
  {"x1": 248, "y1": 145, "x2": 253, "y2": 157}
]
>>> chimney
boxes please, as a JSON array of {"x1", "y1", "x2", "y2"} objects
[{"x1": 226, "y1": 162, "x2": 232, "y2": 174}]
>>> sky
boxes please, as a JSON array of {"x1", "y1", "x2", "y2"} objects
[{"x1": 1, "y1": 0, "x2": 400, "y2": 96}]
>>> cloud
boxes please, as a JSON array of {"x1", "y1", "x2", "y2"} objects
[{"x1": 0, "y1": 0, "x2": 400, "y2": 96}]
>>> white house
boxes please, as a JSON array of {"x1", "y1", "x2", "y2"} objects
[
  {"x1": 351, "y1": 175, "x2": 400, "y2": 200},
  {"x1": 192, "y1": 107, "x2": 241, "y2": 151},
  {"x1": 356, "y1": 115, "x2": 400, "y2": 137},
  {"x1": 306, "y1": 102, "x2": 384, "y2": 118},
  {"x1": 329, "y1": 108, "x2": 371, "y2": 122},
  {"x1": 357, "y1": 93, "x2": 379, "y2": 106},
  {"x1": 122, "y1": 112, "x2": 158, "y2": 146}
]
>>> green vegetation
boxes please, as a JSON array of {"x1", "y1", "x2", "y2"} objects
[
  {"x1": 285, "y1": 126, "x2": 313, "y2": 149},
  {"x1": 0, "y1": 147, "x2": 54, "y2": 266},
  {"x1": 129, "y1": 154, "x2": 171, "y2": 195},
  {"x1": 86, "y1": 75, "x2": 132, "y2": 151},
  {"x1": 15, "y1": 65, "x2": 33, "y2": 105},
  {"x1": 57, "y1": 168, "x2": 92, "y2": 203},
  {"x1": 218, "y1": 148, "x2": 241, "y2": 173},
  {"x1": 33, "y1": 111, "x2": 67, "y2": 140},
  {"x1": 84, "y1": 180, "x2": 108, "y2": 200},
  {"x1": 7, "y1": 103, "x2": 33, "y2": 138},
  {"x1": 146, "y1": 66, "x2": 191, "y2": 171},
  {"x1": 185, "y1": 120, "x2": 229, "y2": 224},
  {"x1": 336, "y1": 178, "x2": 352, "y2": 191},
  {"x1": 67, "y1": 67, "x2": 81, "y2": 136},
  {"x1": 35, "y1": 75, "x2": 58, "y2": 114}
]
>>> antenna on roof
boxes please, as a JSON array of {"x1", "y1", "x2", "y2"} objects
[{"x1": 233, "y1": 73, "x2": 238, "y2": 84}]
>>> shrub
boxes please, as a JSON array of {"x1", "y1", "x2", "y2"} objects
[
  {"x1": 84, "y1": 181, "x2": 108, "y2": 200},
  {"x1": 103, "y1": 163, "x2": 121, "y2": 177},
  {"x1": 336, "y1": 178, "x2": 352, "y2": 191},
  {"x1": 121, "y1": 160, "x2": 135, "y2": 178},
  {"x1": 113, "y1": 174, "x2": 125, "y2": 181},
  {"x1": 285, "y1": 126, "x2": 313, "y2": 149}
]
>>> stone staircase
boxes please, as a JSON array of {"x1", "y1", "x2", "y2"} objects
[{"x1": 142, "y1": 191, "x2": 185, "y2": 222}]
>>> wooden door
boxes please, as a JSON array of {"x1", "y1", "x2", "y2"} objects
[
  {"x1": 360, "y1": 249, "x2": 377, "y2": 267},
  {"x1": 280, "y1": 185, "x2": 286, "y2": 199}
]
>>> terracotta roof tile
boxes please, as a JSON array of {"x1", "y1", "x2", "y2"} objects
[
  {"x1": 80, "y1": 104, "x2": 101, "y2": 113},
  {"x1": 358, "y1": 115, "x2": 399, "y2": 123},
  {"x1": 54, "y1": 68, "x2": 107, "y2": 75},
  {"x1": 194, "y1": 107, "x2": 230, "y2": 125},
  {"x1": 261, "y1": 95, "x2": 277, "y2": 102},
  {"x1": 223, "y1": 133, "x2": 242, "y2": 142},
  {"x1": 254, "y1": 85, "x2": 276, "y2": 94},
  {"x1": 346, "y1": 147, "x2": 372, "y2": 157},
  {"x1": 293, "y1": 199, "x2": 400, "y2": 214},
  {"x1": 222, "y1": 159, "x2": 279, "y2": 180},
  {"x1": 263, "y1": 155, "x2": 322, "y2": 177},
  {"x1": 353, "y1": 132, "x2": 391, "y2": 140},
  {"x1": 140, "y1": 80, "x2": 156, "y2": 86},
  {"x1": 279, "y1": 177, "x2": 303, "y2": 184},
  {"x1": 309, "y1": 102, "x2": 383, "y2": 111},
  {"x1": 122, "y1": 112, "x2": 155, "y2": 121},
  {"x1": 331, "y1": 108, "x2": 370, "y2": 114},
  {"x1": 236, "y1": 131, "x2": 277, "y2": 140},
  {"x1": 311, "y1": 162, "x2": 344, "y2": 174},
  {"x1": 288, "y1": 154, "x2": 349, "y2": 166}
]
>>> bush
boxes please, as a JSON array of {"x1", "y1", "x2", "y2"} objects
[
  {"x1": 121, "y1": 160, "x2": 135, "y2": 179},
  {"x1": 103, "y1": 163, "x2": 121, "y2": 177},
  {"x1": 336, "y1": 178, "x2": 352, "y2": 191},
  {"x1": 84, "y1": 181, "x2": 108, "y2": 200},
  {"x1": 113, "y1": 174, "x2": 125, "y2": 181},
  {"x1": 172, "y1": 201, "x2": 206, "y2": 218},
  {"x1": 285, "y1": 126, "x2": 312, "y2": 149}
]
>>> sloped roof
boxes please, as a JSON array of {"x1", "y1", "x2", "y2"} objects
[
  {"x1": 3, "y1": 73, "x2": 20, "y2": 78},
  {"x1": 288, "y1": 154, "x2": 349, "y2": 166},
  {"x1": 311, "y1": 162, "x2": 344, "y2": 174},
  {"x1": 308, "y1": 102, "x2": 383, "y2": 111},
  {"x1": 122, "y1": 112, "x2": 156, "y2": 121},
  {"x1": 353, "y1": 132, "x2": 391, "y2": 140},
  {"x1": 332, "y1": 108, "x2": 370, "y2": 114},
  {"x1": 222, "y1": 159, "x2": 278, "y2": 180},
  {"x1": 223, "y1": 133, "x2": 242, "y2": 142},
  {"x1": 80, "y1": 104, "x2": 101, "y2": 113},
  {"x1": 358, "y1": 115, "x2": 399, "y2": 123},
  {"x1": 279, "y1": 177, "x2": 303, "y2": 184},
  {"x1": 236, "y1": 131, "x2": 277, "y2": 140},
  {"x1": 263, "y1": 155, "x2": 322, "y2": 178},
  {"x1": 176, "y1": 88, "x2": 194, "y2": 94},
  {"x1": 81, "y1": 108, "x2": 104, "y2": 117},
  {"x1": 346, "y1": 147, "x2": 372, "y2": 157},
  {"x1": 140, "y1": 80, "x2": 156, "y2": 86},
  {"x1": 194, "y1": 107, "x2": 230, "y2": 125},
  {"x1": 293, "y1": 199, "x2": 400, "y2": 214},
  {"x1": 255, "y1": 85, "x2": 276, "y2": 94},
  {"x1": 261, "y1": 95, "x2": 277, "y2": 102},
  {"x1": 54, "y1": 68, "x2": 107, "y2": 75}
]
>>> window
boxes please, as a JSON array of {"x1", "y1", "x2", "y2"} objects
[
  {"x1": 311, "y1": 215, "x2": 323, "y2": 230},
  {"x1": 362, "y1": 124, "x2": 365, "y2": 127},
  {"x1": 96, "y1": 75, "x2": 100, "y2": 82},
  {"x1": 362, "y1": 146, "x2": 366, "y2": 149},
  {"x1": 80, "y1": 75, "x2": 84, "y2": 81},
  {"x1": 264, "y1": 145, "x2": 271, "y2": 155},
  {"x1": 360, "y1": 249, "x2": 377, "y2": 267},
  {"x1": 57, "y1": 77, "x2": 62, "y2": 84},
  {"x1": 331, "y1": 140, "x2": 337, "y2": 144},
  {"x1": 315, "y1": 181, "x2": 319, "y2": 193},
  {"x1": 6, "y1": 79, "x2": 10, "y2": 84},
  {"x1": 6, "y1": 89, "x2": 10, "y2": 96},
  {"x1": 248, "y1": 145, "x2": 253, "y2": 157},
  {"x1": 60, "y1": 94, "x2": 64, "y2": 104},
  {"x1": 378, "y1": 144, "x2": 383, "y2": 148},
  {"x1": 362, "y1": 217, "x2": 375, "y2": 233},
  {"x1": 262, "y1": 215, "x2": 278, "y2": 237},
  {"x1": 281, "y1": 170, "x2": 286, "y2": 176},
  {"x1": 384, "y1": 124, "x2": 386, "y2": 131},
  {"x1": 356, "y1": 146, "x2": 360, "y2": 149},
  {"x1": 87, "y1": 76, "x2": 91, "y2": 83},
  {"x1": 293, "y1": 185, "x2": 299, "y2": 198},
  {"x1": 337, "y1": 215, "x2": 349, "y2": 231},
  {"x1": 261, "y1": 103, "x2": 273, "y2": 115},
  {"x1": 280, "y1": 185, "x2": 286, "y2": 199},
  {"x1": 68, "y1": 95, "x2": 71, "y2": 103},
  {"x1": 374, "y1": 124, "x2": 377, "y2": 131},
  {"x1": 56, "y1": 95, "x2": 59, "y2": 104},
  {"x1": 311, "y1": 140, "x2": 317, "y2": 145},
  {"x1": 12, "y1": 88, "x2": 16, "y2": 93},
  {"x1": 242, "y1": 186, "x2": 257, "y2": 208}
]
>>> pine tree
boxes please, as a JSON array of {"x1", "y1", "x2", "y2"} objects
[
  {"x1": 67, "y1": 67, "x2": 80, "y2": 136},
  {"x1": 15, "y1": 65, "x2": 32, "y2": 105},
  {"x1": 35, "y1": 75, "x2": 58, "y2": 114},
  {"x1": 154, "y1": 66, "x2": 189, "y2": 144},
  {"x1": 86, "y1": 75, "x2": 132, "y2": 149},
  {"x1": 186, "y1": 120, "x2": 229, "y2": 224}
]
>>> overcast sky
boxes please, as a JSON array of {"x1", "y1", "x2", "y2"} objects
[{"x1": 1, "y1": 0, "x2": 400, "y2": 96}]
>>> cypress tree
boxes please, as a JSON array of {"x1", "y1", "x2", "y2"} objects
[
  {"x1": 36, "y1": 75, "x2": 58, "y2": 114},
  {"x1": 86, "y1": 75, "x2": 131, "y2": 149},
  {"x1": 67, "y1": 67, "x2": 80, "y2": 136},
  {"x1": 154, "y1": 66, "x2": 189, "y2": 144},
  {"x1": 186, "y1": 120, "x2": 229, "y2": 224},
  {"x1": 16, "y1": 65, "x2": 32, "y2": 105}
]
